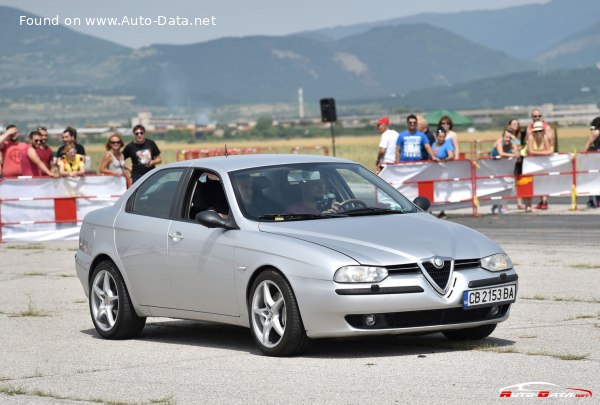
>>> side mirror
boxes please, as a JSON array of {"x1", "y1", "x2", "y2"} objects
[
  {"x1": 195, "y1": 210, "x2": 238, "y2": 230},
  {"x1": 413, "y1": 196, "x2": 431, "y2": 212}
]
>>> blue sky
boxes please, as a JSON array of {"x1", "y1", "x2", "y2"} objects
[{"x1": 1, "y1": 0, "x2": 547, "y2": 48}]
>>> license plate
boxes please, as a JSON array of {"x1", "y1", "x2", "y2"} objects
[{"x1": 463, "y1": 284, "x2": 516, "y2": 308}]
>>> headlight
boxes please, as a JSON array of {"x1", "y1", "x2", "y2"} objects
[
  {"x1": 481, "y1": 253, "x2": 513, "y2": 272},
  {"x1": 334, "y1": 266, "x2": 388, "y2": 283}
]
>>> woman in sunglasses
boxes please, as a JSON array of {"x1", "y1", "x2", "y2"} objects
[{"x1": 99, "y1": 133, "x2": 131, "y2": 184}]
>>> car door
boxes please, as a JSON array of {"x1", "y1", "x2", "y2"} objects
[
  {"x1": 167, "y1": 170, "x2": 239, "y2": 316},
  {"x1": 114, "y1": 168, "x2": 185, "y2": 308}
]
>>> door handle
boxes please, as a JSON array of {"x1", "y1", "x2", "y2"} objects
[{"x1": 168, "y1": 232, "x2": 184, "y2": 241}]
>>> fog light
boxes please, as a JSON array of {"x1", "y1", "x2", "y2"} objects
[
  {"x1": 364, "y1": 314, "x2": 376, "y2": 326},
  {"x1": 489, "y1": 305, "x2": 500, "y2": 316}
]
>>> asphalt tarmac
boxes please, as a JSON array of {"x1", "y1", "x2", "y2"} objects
[{"x1": 0, "y1": 211, "x2": 598, "y2": 404}]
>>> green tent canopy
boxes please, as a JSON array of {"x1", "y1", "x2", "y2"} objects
[{"x1": 424, "y1": 110, "x2": 473, "y2": 127}]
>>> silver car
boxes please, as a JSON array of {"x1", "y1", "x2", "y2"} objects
[{"x1": 75, "y1": 154, "x2": 517, "y2": 356}]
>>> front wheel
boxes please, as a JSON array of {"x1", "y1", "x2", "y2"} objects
[
  {"x1": 249, "y1": 270, "x2": 310, "y2": 356},
  {"x1": 89, "y1": 260, "x2": 146, "y2": 339},
  {"x1": 442, "y1": 324, "x2": 497, "y2": 340}
]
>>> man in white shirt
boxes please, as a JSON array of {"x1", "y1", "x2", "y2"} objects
[{"x1": 375, "y1": 117, "x2": 398, "y2": 174}]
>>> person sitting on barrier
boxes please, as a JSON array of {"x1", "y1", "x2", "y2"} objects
[
  {"x1": 431, "y1": 128, "x2": 455, "y2": 162},
  {"x1": 396, "y1": 114, "x2": 435, "y2": 162},
  {"x1": 99, "y1": 133, "x2": 131, "y2": 182},
  {"x1": 58, "y1": 142, "x2": 86, "y2": 177},
  {"x1": 584, "y1": 116, "x2": 600, "y2": 208},
  {"x1": 22, "y1": 130, "x2": 58, "y2": 178},
  {"x1": 524, "y1": 121, "x2": 553, "y2": 211}
]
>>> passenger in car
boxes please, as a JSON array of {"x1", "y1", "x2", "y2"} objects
[{"x1": 235, "y1": 174, "x2": 281, "y2": 219}]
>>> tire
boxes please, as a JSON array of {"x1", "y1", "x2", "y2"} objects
[
  {"x1": 249, "y1": 270, "x2": 310, "y2": 356},
  {"x1": 442, "y1": 324, "x2": 497, "y2": 341},
  {"x1": 89, "y1": 260, "x2": 146, "y2": 339}
]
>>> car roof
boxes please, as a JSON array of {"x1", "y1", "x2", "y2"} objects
[{"x1": 166, "y1": 154, "x2": 355, "y2": 172}]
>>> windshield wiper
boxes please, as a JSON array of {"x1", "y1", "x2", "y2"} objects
[
  {"x1": 258, "y1": 213, "x2": 330, "y2": 221},
  {"x1": 341, "y1": 207, "x2": 405, "y2": 216}
]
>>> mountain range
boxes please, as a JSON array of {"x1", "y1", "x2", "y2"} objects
[{"x1": 1, "y1": 0, "x2": 600, "y2": 118}]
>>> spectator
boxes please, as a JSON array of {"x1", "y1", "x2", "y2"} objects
[
  {"x1": 431, "y1": 128, "x2": 455, "y2": 161},
  {"x1": 58, "y1": 142, "x2": 85, "y2": 177},
  {"x1": 506, "y1": 118, "x2": 525, "y2": 209},
  {"x1": 490, "y1": 130, "x2": 518, "y2": 158},
  {"x1": 36, "y1": 126, "x2": 55, "y2": 171},
  {"x1": 417, "y1": 115, "x2": 435, "y2": 160},
  {"x1": 99, "y1": 133, "x2": 131, "y2": 180},
  {"x1": 123, "y1": 125, "x2": 162, "y2": 184},
  {"x1": 56, "y1": 126, "x2": 86, "y2": 158},
  {"x1": 21, "y1": 130, "x2": 58, "y2": 177},
  {"x1": 0, "y1": 124, "x2": 28, "y2": 177},
  {"x1": 526, "y1": 109, "x2": 554, "y2": 151},
  {"x1": 395, "y1": 114, "x2": 435, "y2": 162},
  {"x1": 524, "y1": 121, "x2": 553, "y2": 211},
  {"x1": 490, "y1": 130, "x2": 518, "y2": 214},
  {"x1": 437, "y1": 115, "x2": 460, "y2": 158},
  {"x1": 583, "y1": 116, "x2": 600, "y2": 208},
  {"x1": 431, "y1": 128, "x2": 455, "y2": 219},
  {"x1": 506, "y1": 118, "x2": 525, "y2": 147},
  {"x1": 375, "y1": 116, "x2": 399, "y2": 173}
]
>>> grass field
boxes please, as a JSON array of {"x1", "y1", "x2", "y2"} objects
[{"x1": 84, "y1": 127, "x2": 591, "y2": 172}]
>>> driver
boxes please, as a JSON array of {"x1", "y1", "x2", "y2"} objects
[{"x1": 285, "y1": 179, "x2": 325, "y2": 215}]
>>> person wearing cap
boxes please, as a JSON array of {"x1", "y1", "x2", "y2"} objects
[
  {"x1": 526, "y1": 109, "x2": 554, "y2": 151},
  {"x1": 395, "y1": 114, "x2": 436, "y2": 163},
  {"x1": 375, "y1": 116, "x2": 399, "y2": 173},
  {"x1": 525, "y1": 121, "x2": 553, "y2": 211},
  {"x1": 0, "y1": 124, "x2": 28, "y2": 177},
  {"x1": 583, "y1": 116, "x2": 600, "y2": 208}
]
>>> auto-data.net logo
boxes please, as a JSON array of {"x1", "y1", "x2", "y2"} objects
[{"x1": 500, "y1": 382, "x2": 592, "y2": 398}]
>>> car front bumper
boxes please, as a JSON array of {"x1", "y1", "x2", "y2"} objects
[{"x1": 289, "y1": 268, "x2": 517, "y2": 338}]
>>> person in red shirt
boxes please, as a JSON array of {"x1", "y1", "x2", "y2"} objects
[
  {"x1": 21, "y1": 130, "x2": 58, "y2": 177},
  {"x1": 0, "y1": 124, "x2": 28, "y2": 177}
]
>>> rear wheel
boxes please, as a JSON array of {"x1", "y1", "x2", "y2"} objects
[
  {"x1": 442, "y1": 324, "x2": 497, "y2": 340},
  {"x1": 249, "y1": 270, "x2": 310, "y2": 356},
  {"x1": 89, "y1": 260, "x2": 146, "y2": 339}
]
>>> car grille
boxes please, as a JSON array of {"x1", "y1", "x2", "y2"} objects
[
  {"x1": 421, "y1": 260, "x2": 452, "y2": 290},
  {"x1": 454, "y1": 258, "x2": 481, "y2": 270},
  {"x1": 345, "y1": 304, "x2": 510, "y2": 329},
  {"x1": 386, "y1": 263, "x2": 421, "y2": 274}
]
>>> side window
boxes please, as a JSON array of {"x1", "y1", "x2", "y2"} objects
[
  {"x1": 128, "y1": 169, "x2": 185, "y2": 218},
  {"x1": 186, "y1": 171, "x2": 230, "y2": 220}
]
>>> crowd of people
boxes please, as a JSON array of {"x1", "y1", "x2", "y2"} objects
[
  {"x1": 0, "y1": 124, "x2": 161, "y2": 186},
  {"x1": 2, "y1": 111, "x2": 599, "y2": 212},
  {"x1": 376, "y1": 110, "x2": 600, "y2": 214}
]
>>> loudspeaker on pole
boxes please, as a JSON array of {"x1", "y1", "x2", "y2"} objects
[{"x1": 320, "y1": 98, "x2": 337, "y2": 123}]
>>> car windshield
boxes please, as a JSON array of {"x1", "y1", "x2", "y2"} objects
[{"x1": 230, "y1": 162, "x2": 418, "y2": 221}]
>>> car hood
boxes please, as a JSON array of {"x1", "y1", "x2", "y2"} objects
[{"x1": 257, "y1": 213, "x2": 502, "y2": 265}]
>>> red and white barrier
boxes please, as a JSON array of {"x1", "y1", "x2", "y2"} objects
[
  {"x1": 0, "y1": 176, "x2": 126, "y2": 243},
  {"x1": 380, "y1": 153, "x2": 600, "y2": 214}
]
